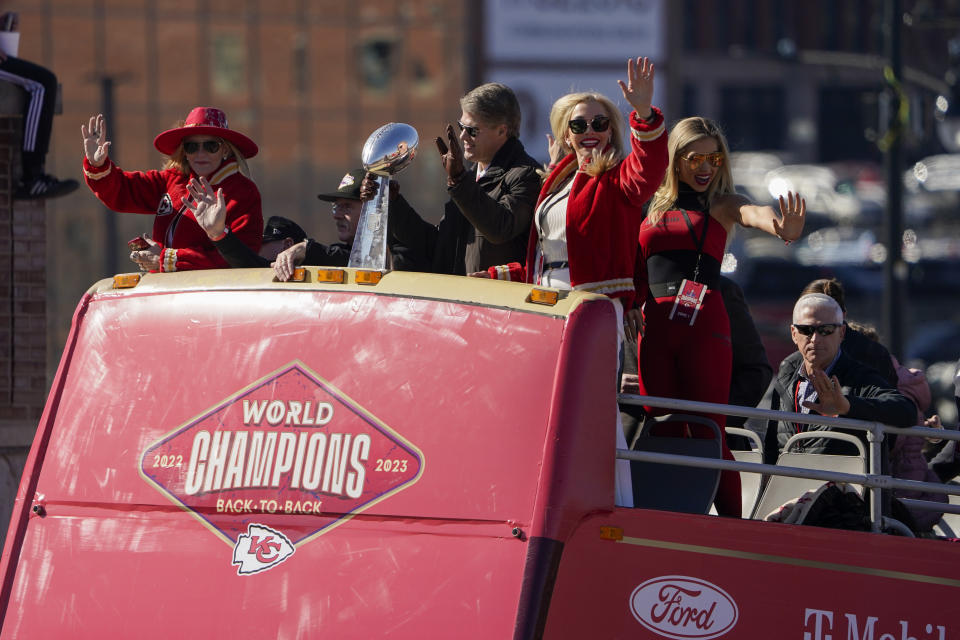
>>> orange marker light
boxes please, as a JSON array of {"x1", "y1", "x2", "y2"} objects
[
  {"x1": 356, "y1": 270, "x2": 383, "y2": 285},
  {"x1": 599, "y1": 526, "x2": 623, "y2": 541},
  {"x1": 528, "y1": 288, "x2": 559, "y2": 306},
  {"x1": 315, "y1": 269, "x2": 346, "y2": 283},
  {"x1": 290, "y1": 267, "x2": 307, "y2": 282},
  {"x1": 112, "y1": 273, "x2": 141, "y2": 289}
]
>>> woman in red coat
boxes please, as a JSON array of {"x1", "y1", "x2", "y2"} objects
[
  {"x1": 485, "y1": 57, "x2": 668, "y2": 507},
  {"x1": 636, "y1": 116, "x2": 806, "y2": 516},
  {"x1": 81, "y1": 106, "x2": 262, "y2": 272}
]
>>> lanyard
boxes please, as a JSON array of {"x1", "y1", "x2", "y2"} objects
[
  {"x1": 679, "y1": 209, "x2": 709, "y2": 284},
  {"x1": 793, "y1": 378, "x2": 808, "y2": 434},
  {"x1": 165, "y1": 194, "x2": 194, "y2": 247}
]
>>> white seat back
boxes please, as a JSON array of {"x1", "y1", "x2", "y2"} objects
[
  {"x1": 725, "y1": 427, "x2": 765, "y2": 517},
  {"x1": 751, "y1": 431, "x2": 867, "y2": 520}
]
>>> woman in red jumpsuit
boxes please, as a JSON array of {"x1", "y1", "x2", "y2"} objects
[
  {"x1": 635, "y1": 117, "x2": 806, "y2": 516},
  {"x1": 81, "y1": 106, "x2": 262, "y2": 272}
]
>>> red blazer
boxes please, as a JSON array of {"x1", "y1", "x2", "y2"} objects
[
  {"x1": 488, "y1": 108, "x2": 667, "y2": 309},
  {"x1": 83, "y1": 157, "x2": 262, "y2": 271}
]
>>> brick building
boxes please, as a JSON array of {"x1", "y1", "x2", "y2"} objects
[
  {"x1": 23, "y1": 0, "x2": 468, "y2": 377},
  {"x1": 0, "y1": 84, "x2": 44, "y2": 540}
]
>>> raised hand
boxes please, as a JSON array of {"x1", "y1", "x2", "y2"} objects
[
  {"x1": 773, "y1": 190, "x2": 806, "y2": 243},
  {"x1": 184, "y1": 176, "x2": 226, "y2": 239},
  {"x1": 545, "y1": 133, "x2": 566, "y2": 166},
  {"x1": 435, "y1": 124, "x2": 466, "y2": 184},
  {"x1": 801, "y1": 368, "x2": 850, "y2": 417},
  {"x1": 617, "y1": 56, "x2": 655, "y2": 119},
  {"x1": 81, "y1": 114, "x2": 111, "y2": 167},
  {"x1": 130, "y1": 236, "x2": 162, "y2": 271}
]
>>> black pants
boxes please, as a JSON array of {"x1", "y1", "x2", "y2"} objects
[{"x1": 0, "y1": 55, "x2": 57, "y2": 180}]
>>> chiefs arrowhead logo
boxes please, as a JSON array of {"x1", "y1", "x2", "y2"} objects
[
  {"x1": 233, "y1": 524, "x2": 295, "y2": 575},
  {"x1": 156, "y1": 193, "x2": 174, "y2": 216},
  {"x1": 139, "y1": 361, "x2": 424, "y2": 568}
]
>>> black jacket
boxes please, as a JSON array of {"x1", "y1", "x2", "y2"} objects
[
  {"x1": 763, "y1": 350, "x2": 917, "y2": 462},
  {"x1": 719, "y1": 276, "x2": 773, "y2": 427},
  {"x1": 842, "y1": 325, "x2": 898, "y2": 387},
  {"x1": 388, "y1": 136, "x2": 541, "y2": 275}
]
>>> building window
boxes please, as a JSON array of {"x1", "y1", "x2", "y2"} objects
[
  {"x1": 212, "y1": 33, "x2": 246, "y2": 97},
  {"x1": 359, "y1": 38, "x2": 396, "y2": 92}
]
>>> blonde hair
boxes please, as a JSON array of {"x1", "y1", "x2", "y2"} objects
[
  {"x1": 162, "y1": 128, "x2": 251, "y2": 178},
  {"x1": 549, "y1": 92, "x2": 625, "y2": 178},
  {"x1": 647, "y1": 116, "x2": 735, "y2": 224}
]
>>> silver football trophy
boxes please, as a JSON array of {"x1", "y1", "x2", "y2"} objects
[{"x1": 348, "y1": 123, "x2": 418, "y2": 270}]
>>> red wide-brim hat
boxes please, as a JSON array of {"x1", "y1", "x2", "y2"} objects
[{"x1": 153, "y1": 106, "x2": 259, "y2": 159}]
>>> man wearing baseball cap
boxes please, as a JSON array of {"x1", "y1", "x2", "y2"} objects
[
  {"x1": 196, "y1": 168, "x2": 417, "y2": 275},
  {"x1": 271, "y1": 169, "x2": 420, "y2": 279}
]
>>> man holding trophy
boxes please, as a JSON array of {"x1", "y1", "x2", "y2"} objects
[{"x1": 361, "y1": 82, "x2": 541, "y2": 275}]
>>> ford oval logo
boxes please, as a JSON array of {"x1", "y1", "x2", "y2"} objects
[{"x1": 629, "y1": 575, "x2": 738, "y2": 640}]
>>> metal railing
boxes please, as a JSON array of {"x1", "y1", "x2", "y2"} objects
[{"x1": 616, "y1": 394, "x2": 960, "y2": 534}]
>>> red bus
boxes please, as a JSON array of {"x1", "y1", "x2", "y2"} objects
[{"x1": 0, "y1": 268, "x2": 956, "y2": 639}]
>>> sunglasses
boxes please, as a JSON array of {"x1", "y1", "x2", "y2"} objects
[
  {"x1": 568, "y1": 115, "x2": 610, "y2": 134},
  {"x1": 183, "y1": 140, "x2": 222, "y2": 155},
  {"x1": 682, "y1": 151, "x2": 724, "y2": 169},
  {"x1": 793, "y1": 323, "x2": 841, "y2": 337},
  {"x1": 457, "y1": 121, "x2": 481, "y2": 138}
]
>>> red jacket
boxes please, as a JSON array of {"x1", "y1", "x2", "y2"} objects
[
  {"x1": 487, "y1": 109, "x2": 667, "y2": 308},
  {"x1": 83, "y1": 158, "x2": 262, "y2": 271}
]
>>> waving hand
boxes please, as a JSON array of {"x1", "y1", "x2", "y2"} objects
[
  {"x1": 81, "y1": 114, "x2": 112, "y2": 167},
  {"x1": 617, "y1": 57, "x2": 655, "y2": 119}
]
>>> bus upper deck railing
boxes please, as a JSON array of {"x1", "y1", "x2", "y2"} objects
[{"x1": 616, "y1": 393, "x2": 960, "y2": 534}]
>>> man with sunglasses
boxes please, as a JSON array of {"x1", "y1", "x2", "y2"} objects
[
  {"x1": 763, "y1": 293, "x2": 916, "y2": 463},
  {"x1": 362, "y1": 82, "x2": 541, "y2": 275}
]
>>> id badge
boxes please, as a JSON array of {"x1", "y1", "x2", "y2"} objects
[{"x1": 668, "y1": 279, "x2": 707, "y2": 326}]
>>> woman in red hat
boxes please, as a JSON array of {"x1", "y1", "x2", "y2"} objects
[{"x1": 80, "y1": 107, "x2": 262, "y2": 272}]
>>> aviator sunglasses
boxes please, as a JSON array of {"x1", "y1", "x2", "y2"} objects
[
  {"x1": 183, "y1": 140, "x2": 222, "y2": 155},
  {"x1": 793, "y1": 323, "x2": 841, "y2": 337},
  {"x1": 457, "y1": 121, "x2": 481, "y2": 138},
  {"x1": 682, "y1": 151, "x2": 724, "y2": 169},
  {"x1": 568, "y1": 115, "x2": 610, "y2": 134}
]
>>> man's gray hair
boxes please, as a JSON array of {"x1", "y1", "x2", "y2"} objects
[
  {"x1": 460, "y1": 83, "x2": 521, "y2": 138},
  {"x1": 792, "y1": 293, "x2": 843, "y2": 324}
]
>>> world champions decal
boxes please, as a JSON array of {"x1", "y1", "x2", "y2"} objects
[{"x1": 139, "y1": 361, "x2": 424, "y2": 573}]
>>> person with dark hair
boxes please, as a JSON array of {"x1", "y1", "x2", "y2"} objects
[
  {"x1": 634, "y1": 116, "x2": 806, "y2": 516},
  {"x1": 0, "y1": 10, "x2": 77, "y2": 199},
  {"x1": 82, "y1": 107, "x2": 262, "y2": 272},
  {"x1": 800, "y1": 277, "x2": 897, "y2": 386},
  {"x1": 361, "y1": 82, "x2": 541, "y2": 275}
]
